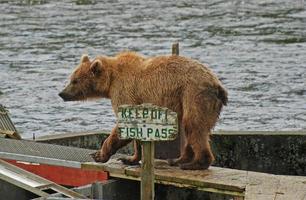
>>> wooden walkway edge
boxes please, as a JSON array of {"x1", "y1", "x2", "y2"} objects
[{"x1": 82, "y1": 158, "x2": 306, "y2": 200}]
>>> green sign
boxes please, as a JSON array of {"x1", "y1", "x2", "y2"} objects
[{"x1": 118, "y1": 104, "x2": 178, "y2": 141}]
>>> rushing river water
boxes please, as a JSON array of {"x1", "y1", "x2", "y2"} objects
[{"x1": 0, "y1": 0, "x2": 305, "y2": 138}]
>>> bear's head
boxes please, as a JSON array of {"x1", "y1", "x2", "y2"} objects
[{"x1": 59, "y1": 55, "x2": 112, "y2": 101}]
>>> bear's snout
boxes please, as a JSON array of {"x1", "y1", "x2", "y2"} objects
[{"x1": 58, "y1": 91, "x2": 73, "y2": 101}]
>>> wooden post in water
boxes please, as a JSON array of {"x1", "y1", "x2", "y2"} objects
[
  {"x1": 117, "y1": 104, "x2": 178, "y2": 200},
  {"x1": 172, "y1": 42, "x2": 179, "y2": 55},
  {"x1": 171, "y1": 42, "x2": 186, "y2": 155}
]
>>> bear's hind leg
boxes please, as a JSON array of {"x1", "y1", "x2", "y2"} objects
[
  {"x1": 168, "y1": 117, "x2": 195, "y2": 166},
  {"x1": 180, "y1": 133, "x2": 214, "y2": 170},
  {"x1": 168, "y1": 143, "x2": 194, "y2": 166},
  {"x1": 177, "y1": 89, "x2": 220, "y2": 170}
]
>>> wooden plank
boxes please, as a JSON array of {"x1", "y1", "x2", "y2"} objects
[
  {"x1": 141, "y1": 142, "x2": 155, "y2": 200},
  {"x1": 245, "y1": 171, "x2": 279, "y2": 200},
  {"x1": 245, "y1": 171, "x2": 306, "y2": 200},
  {"x1": 82, "y1": 157, "x2": 306, "y2": 199},
  {"x1": 82, "y1": 157, "x2": 246, "y2": 197},
  {"x1": 0, "y1": 130, "x2": 20, "y2": 140},
  {"x1": 81, "y1": 161, "x2": 125, "y2": 176},
  {"x1": 274, "y1": 176, "x2": 306, "y2": 200},
  {"x1": 153, "y1": 161, "x2": 246, "y2": 193},
  {"x1": 0, "y1": 105, "x2": 21, "y2": 140}
]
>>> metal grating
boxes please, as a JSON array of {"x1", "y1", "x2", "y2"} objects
[{"x1": 0, "y1": 138, "x2": 95, "y2": 163}]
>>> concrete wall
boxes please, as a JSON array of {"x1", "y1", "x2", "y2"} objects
[
  {"x1": 212, "y1": 131, "x2": 306, "y2": 175},
  {"x1": 35, "y1": 131, "x2": 107, "y2": 150}
]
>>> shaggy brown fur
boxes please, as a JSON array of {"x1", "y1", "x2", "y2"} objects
[{"x1": 59, "y1": 52, "x2": 228, "y2": 170}]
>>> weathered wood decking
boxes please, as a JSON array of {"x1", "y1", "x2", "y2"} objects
[
  {"x1": 37, "y1": 130, "x2": 306, "y2": 176},
  {"x1": 82, "y1": 158, "x2": 306, "y2": 200},
  {"x1": 34, "y1": 131, "x2": 306, "y2": 199}
]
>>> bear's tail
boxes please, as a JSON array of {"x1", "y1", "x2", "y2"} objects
[{"x1": 217, "y1": 85, "x2": 228, "y2": 106}]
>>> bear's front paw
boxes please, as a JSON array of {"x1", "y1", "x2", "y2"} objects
[
  {"x1": 118, "y1": 156, "x2": 140, "y2": 165},
  {"x1": 89, "y1": 151, "x2": 109, "y2": 163},
  {"x1": 179, "y1": 161, "x2": 209, "y2": 170},
  {"x1": 167, "y1": 158, "x2": 179, "y2": 166}
]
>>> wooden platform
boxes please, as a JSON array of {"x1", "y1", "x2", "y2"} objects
[
  {"x1": 82, "y1": 158, "x2": 306, "y2": 200},
  {"x1": 36, "y1": 130, "x2": 306, "y2": 176}
]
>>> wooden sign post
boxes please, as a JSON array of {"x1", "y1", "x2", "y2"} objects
[{"x1": 118, "y1": 104, "x2": 178, "y2": 200}]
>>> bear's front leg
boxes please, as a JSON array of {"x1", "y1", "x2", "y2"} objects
[
  {"x1": 119, "y1": 140, "x2": 141, "y2": 165},
  {"x1": 91, "y1": 126, "x2": 132, "y2": 163}
]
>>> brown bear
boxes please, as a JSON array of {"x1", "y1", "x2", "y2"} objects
[{"x1": 59, "y1": 52, "x2": 228, "y2": 170}]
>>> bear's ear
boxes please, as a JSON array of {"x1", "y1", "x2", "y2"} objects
[
  {"x1": 90, "y1": 60, "x2": 103, "y2": 76},
  {"x1": 81, "y1": 55, "x2": 90, "y2": 63}
]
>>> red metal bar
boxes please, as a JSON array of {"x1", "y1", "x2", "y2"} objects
[{"x1": 4, "y1": 159, "x2": 108, "y2": 187}]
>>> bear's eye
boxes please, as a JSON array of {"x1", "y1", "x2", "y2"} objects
[{"x1": 71, "y1": 79, "x2": 78, "y2": 85}]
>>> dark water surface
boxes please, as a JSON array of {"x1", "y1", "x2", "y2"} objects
[{"x1": 0, "y1": 0, "x2": 305, "y2": 138}]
